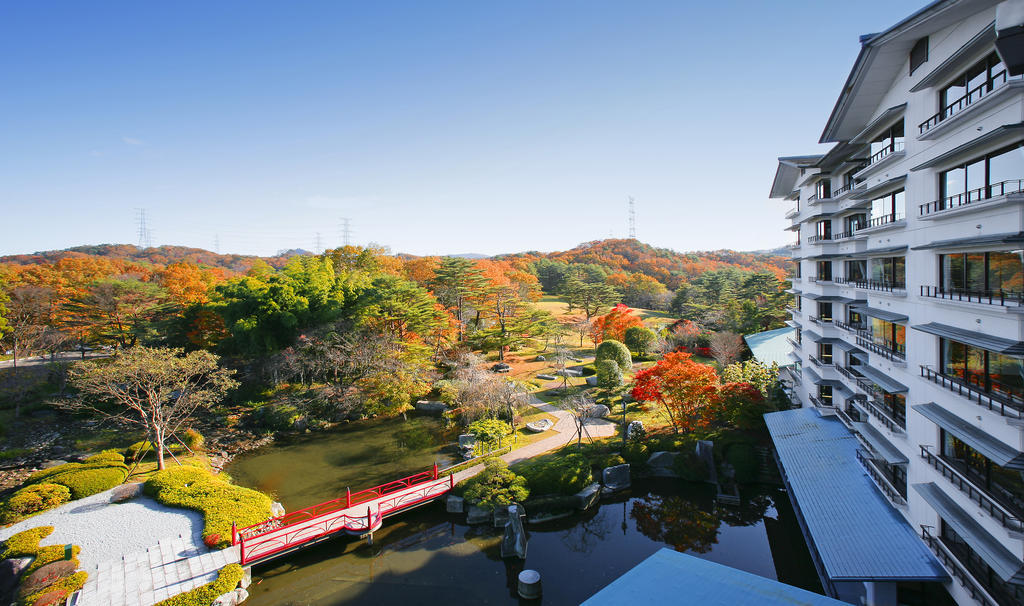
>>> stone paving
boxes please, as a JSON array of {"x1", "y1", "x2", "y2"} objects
[{"x1": 75, "y1": 536, "x2": 239, "y2": 606}]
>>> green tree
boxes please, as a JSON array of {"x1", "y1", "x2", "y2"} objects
[
  {"x1": 528, "y1": 259, "x2": 570, "y2": 293},
  {"x1": 562, "y1": 278, "x2": 620, "y2": 320},
  {"x1": 720, "y1": 359, "x2": 779, "y2": 397},
  {"x1": 624, "y1": 326, "x2": 656, "y2": 356},
  {"x1": 595, "y1": 339, "x2": 632, "y2": 372},
  {"x1": 353, "y1": 275, "x2": 444, "y2": 340},
  {"x1": 430, "y1": 257, "x2": 489, "y2": 341},
  {"x1": 64, "y1": 279, "x2": 172, "y2": 349},
  {"x1": 462, "y1": 458, "x2": 529, "y2": 511},
  {"x1": 468, "y1": 418, "x2": 511, "y2": 450},
  {"x1": 63, "y1": 346, "x2": 238, "y2": 470},
  {"x1": 595, "y1": 359, "x2": 623, "y2": 390},
  {"x1": 212, "y1": 275, "x2": 310, "y2": 354}
]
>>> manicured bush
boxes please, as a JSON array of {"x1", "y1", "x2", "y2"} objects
[
  {"x1": 123, "y1": 441, "x2": 184, "y2": 461},
  {"x1": 622, "y1": 442, "x2": 650, "y2": 465},
  {"x1": 595, "y1": 359, "x2": 623, "y2": 390},
  {"x1": 595, "y1": 340, "x2": 632, "y2": 372},
  {"x1": 0, "y1": 526, "x2": 54, "y2": 559},
  {"x1": 624, "y1": 326, "x2": 657, "y2": 356},
  {"x1": 26, "y1": 459, "x2": 129, "y2": 499},
  {"x1": 26, "y1": 545, "x2": 81, "y2": 575},
  {"x1": 154, "y1": 563, "x2": 244, "y2": 606},
  {"x1": 601, "y1": 454, "x2": 626, "y2": 469},
  {"x1": 0, "y1": 525, "x2": 86, "y2": 605},
  {"x1": 514, "y1": 452, "x2": 592, "y2": 496},
  {"x1": 467, "y1": 419, "x2": 510, "y2": 449},
  {"x1": 83, "y1": 450, "x2": 126, "y2": 465},
  {"x1": 462, "y1": 458, "x2": 529, "y2": 511},
  {"x1": 145, "y1": 466, "x2": 273, "y2": 549},
  {"x1": 18, "y1": 571, "x2": 87, "y2": 606},
  {"x1": 18, "y1": 560, "x2": 78, "y2": 599},
  {"x1": 2, "y1": 484, "x2": 71, "y2": 522}
]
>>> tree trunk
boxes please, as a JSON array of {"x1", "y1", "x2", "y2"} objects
[{"x1": 155, "y1": 428, "x2": 166, "y2": 471}]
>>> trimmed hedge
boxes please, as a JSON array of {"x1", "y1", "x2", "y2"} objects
[
  {"x1": 513, "y1": 452, "x2": 592, "y2": 496},
  {"x1": 1, "y1": 484, "x2": 71, "y2": 523},
  {"x1": 595, "y1": 340, "x2": 632, "y2": 372},
  {"x1": 0, "y1": 526, "x2": 88, "y2": 606},
  {"x1": 461, "y1": 459, "x2": 529, "y2": 511},
  {"x1": 26, "y1": 458, "x2": 129, "y2": 500},
  {"x1": 18, "y1": 571, "x2": 87, "y2": 606},
  {"x1": 144, "y1": 466, "x2": 272, "y2": 549},
  {"x1": 0, "y1": 526, "x2": 54, "y2": 559},
  {"x1": 154, "y1": 563, "x2": 244, "y2": 606},
  {"x1": 83, "y1": 450, "x2": 126, "y2": 464}
]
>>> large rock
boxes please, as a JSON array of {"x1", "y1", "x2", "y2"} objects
[
  {"x1": 587, "y1": 404, "x2": 611, "y2": 419},
  {"x1": 602, "y1": 464, "x2": 631, "y2": 491},
  {"x1": 585, "y1": 376, "x2": 597, "y2": 387},
  {"x1": 466, "y1": 505, "x2": 491, "y2": 525},
  {"x1": 0, "y1": 558, "x2": 32, "y2": 604},
  {"x1": 573, "y1": 482, "x2": 602, "y2": 510},
  {"x1": 446, "y1": 495, "x2": 465, "y2": 513},
  {"x1": 270, "y1": 502, "x2": 286, "y2": 517},
  {"x1": 535, "y1": 355, "x2": 546, "y2": 362},
  {"x1": 501, "y1": 504, "x2": 528, "y2": 559},
  {"x1": 647, "y1": 451, "x2": 680, "y2": 478},
  {"x1": 415, "y1": 400, "x2": 448, "y2": 414},
  {"x1": 536, "y1": 374, "x2": 556, "y2": 381}
]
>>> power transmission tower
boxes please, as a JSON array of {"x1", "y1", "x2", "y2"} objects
[
  {"x1": 135, "y1": 208, "x2": 153, "y2": 249},
  {"x1": 339, "y1": 217, "x2": 353, "y2": 247},
  {"x1": 314, "y1": 232, "x2": 323, "y2": 254},
  {"x1": 628, "y1": 196, "x2": 637, "y2": 239}
]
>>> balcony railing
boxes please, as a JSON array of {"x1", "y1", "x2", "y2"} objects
[
  {"x1": 919, "y1": 445, "x2": 1024, "y2": 533},
  {"x1": 806, "y1": 275, "x2": 832, "y2": 283},
  {"x1": 806, "y1": 234, "x2": 834, "y2": 244},
  {"x1": 860, "y1": 396, "x2": 906, "y2": 432},
  {"x1": 859, "y1": 213, "x2": 905, "y2": 230},
  {"x1": 867, "y1": 141, "x2": 904, "y2": 166},
  {"x1": 808, "y1": 394, "x2": 832, "y2": 409},
  {"x1": 807, "y1": 315, "x2": 833, "y2": 326},
  {"x1": 785, "y1": 206, "x2": 799, "y2": 218},
  {"x1": 786, "y1": 337, "x2": 802, "y2": 350},
  {"x1": 855, "y1": 449, "x2": 907, "y2": 506},
  {"x1": 833, "y1": 319, "x2": 866, "y2": 333},
  {"x1": 808, "y1": 355, "x2": 833, "y2": 368},
  {"x1": 786, "y1": 306, "x2": 801, "y2": 315},
  {"x1": 919, "y1": 69, "x2": 1021, "y2": 134},
  {"x1": 832, "y1": 277, "x2": 906, "y2": 293},
  {"x1": 920, "y1": 285, "x2": 1024, "y2": 307},
  {"x1": 920, "y1": 365, "x2": 1024, "y2": 419},
  {"x1": 832, "y1": 182, "x2": 856, "y2": 197},
  {"x1": 919, "y1": 179, "x2": 1024, "y2": 216},
  {"x1": 856, "y1": 336, "x2": 906, "y2": 363},
  {"x1": 831, "y1": 229, "x2": 860, "y2": 240},
  {"x1": 920, "y1": 527, "x2": 999, "y2": 606}
]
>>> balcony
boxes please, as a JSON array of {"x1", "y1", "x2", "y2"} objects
[
  {"x1": 832, "y1": 277, "x2": 906, "y2": 294},
  {"x1": 920, "y1": 527, "x2": 999, "y2": 606},
  {"x1": 856, "y1": 449, "x2": 907, "y2": 506},
  {"x1": 859, "y1": 395, "x2": 906, "y2": 432},
  {"x1": 786, "y1": 337, "x2": 802, "y2": 350},
  {"x1": 807, "y1": 315, "x2": 833, "y2": 326},
  {"x1": 785, "y1": 306, "x2": 801, "y2": 316},
  {"x1": 919, "y1": 179, "x2": 1024, "y2": 217},
  {"x1": 920, "y1": 365, "x2": 1024, "y2": 419},
  {"x1": 919, "y1": 70, "x2": 1022, "y2": 135},
  {"x1": 807, "y1": 355, "x2": 833, "y2": 368},
  {"x1": 806, "y1": 234, "x2": 834, "y2": 244},
  {"x1": 856, "y1": 336, "x2": 906, "y2": 363},
  {"x1": 833, "y1": 319, "x2": 866, "y2": 334},
  {"x1": 785, "y1": 206, "x2": 799, "y2": 219},
  {"x1": 866, "y1": 141, "x2": 904, "y2": 167},
  {"x1": 832, "y1": 181, "x2": 858, "y2": 198},
  {"x1": 806, "y1": 275, "x2": 832, "y2": 284},
  {"x1": 859, "y1": 213, "x2": 905, "y2": 231},
  {"x1": 807, "y1": 394, "x2": 832, "y2": 409},
  {"x1": 919, "y1": 445, "x2": 1024, "y2": 534},
  {"x1": 920, "y1": 285, "x2": 1024, "y2": 307}
]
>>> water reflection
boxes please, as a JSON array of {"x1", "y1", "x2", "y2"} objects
[{"x1": 631, "y1": 495, "x2": 720, "y2": 553}]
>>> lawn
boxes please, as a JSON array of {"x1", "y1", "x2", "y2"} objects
[{"x1": 513, "y1": 406, "x2": 560, "y2": 448}]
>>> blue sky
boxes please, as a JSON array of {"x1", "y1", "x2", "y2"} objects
[{"x1": 1, "y1": 1, "x2": 925, "y2": 258}]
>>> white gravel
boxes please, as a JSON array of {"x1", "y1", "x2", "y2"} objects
[{"x1": 0, "y1": 485, "x2": 205, "y2": 569}]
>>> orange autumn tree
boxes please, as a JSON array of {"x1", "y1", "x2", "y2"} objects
[
  {"x1": 631, "y1": 352, "x2": 721, "y2": 434},
  {"x1": 591, "y1": 303, "x2": 643, "y2": 344}
]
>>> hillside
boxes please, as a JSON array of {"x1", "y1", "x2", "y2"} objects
[{"x1": 0, "y1": 244, "x2": 296, "y2": 273}]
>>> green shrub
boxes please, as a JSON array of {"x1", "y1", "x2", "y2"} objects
[
  {"x1": 595, "y1": 340, "x2": 632, "y2": 372},
  {"x1": 600, "y1": 454, "x2": 626, "y2": 469},
  {"x1": 26, "y1": 545, "x2": 81, "y2": 575},
  {"x1": 467, "y1": 419, "x2": 510, "y2": 449},
  {"x1": 624, "y1": 326, "x2": 657, "y2": 356},
  {"x1": 154, "y1": 563, "x2": 244, "y2": 606},
  {"x1": 0, "y1": 448, "x2": 31, "y2": 461},
  {"x1": 145, "y1": 466, "x2": 272, "y2": 549},
  {"x1": 462, "y1": 459, "x2": 529, "y2": 511},
  {"x1": 84, "y1": 450, "x2": 126, "y2": 464},
  {"x1": 180, "y1": 429, "x2": 204, "y2": 450},
  {"x1": 124, "y1": 441, "x2": 184, "y2": 460},
  {"x1": 26, "y1": 459, "x2": 129, "y2": 499},
  {"x1": 433, "y1": 380, "x2": 458, "y2": 406},
  {"x1": 2, "y1": 484, "x2": 71, "y2": 522},
  {"x1": 622, "y1": 442, "x2": 650, "y2": 465},
  {"x1": 514, "y1": 452, "x2": 592, "y2": 496},
  {"x1": 595, "y1": 359, "x2": 623, "y2": 390},
  {"x1": 0, "y1": 526, "x2": 54, "y2": 559},
  {"x1": 17, "y1": 571, "x2": 87, "y2": 606},
  {"x1": 248, "y1": 403, "x2": 300, "y2": 430}
]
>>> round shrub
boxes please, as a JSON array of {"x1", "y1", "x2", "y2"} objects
[
  {"x1": 27, "y1": 458, "x2": 129, "y2": 499},
  {"x1": 2, "y1": 484, "x2": 71, "y2": 522},
  {"x1": 622, "y1": 442, "x2": 650, "y2": 465},
  {"x1": 0, "y1": 526, "x2": 54, "y2": 559},
  {"x1": 515, "y1": 453, "x2": 592, "y2": 496},
  {"x1": 462, "y1": 459, "x2": 530, "y2": 511},
  {"x1": 601, "y1": 454, "x2": 626, "y2": 469},
  {"x1": 624, "y1": 326, "x2": 657, "y2": 356},
  {"x1": 83, "y1": 450, "x2": 125, "y2": 465},
  {"x1": 154, "y1": 564, "x2": 243, "y2": 606},
  {"x1": 467, "y1": 419, "x2": 509, "y2": 449},
  {"x1": 180, "y1": 429, "x2": 204, "y2": 450},
  {"x1": 595, "y1": 359, "x2": 623, "y2": 390},
  {"x1": 595, "y1": 340, "x2": 632, "y2": 372},
  {"x1": 19, "y1": 561, "x2": 78, "y2": 599},
  {"x1": 124, "y1": 441, "x2": 184, "y2": 461}
]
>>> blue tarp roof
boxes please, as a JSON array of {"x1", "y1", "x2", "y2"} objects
[
  {"x1": 744, "y1": 327, "x2": 795, "y2": 368},
  {"x1": 582, "y1": 548, "x2": 846, "y2": 606},
  {"x1": 765, "y1": 408, "x2": 948, "y2": 582}
]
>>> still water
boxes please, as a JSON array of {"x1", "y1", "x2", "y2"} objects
[{"x1": 227, "y1": 417, "x2": 821, "y2": 605}]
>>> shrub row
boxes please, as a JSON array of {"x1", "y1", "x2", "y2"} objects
[
  {"x1": 154, "y1": 563, "x2": 244, "y2": 606},
  {"x1": 1, "y1": 484, "x2": 71, "y2": 523},
  {"x1": 0, "y1": 526, "x2": 88, "y2": 606},
  {"x1": 144, "y1": 466, "x2": 273, "y2": 549},
  {"x1": 513, "y1": 452, "x2": 592, "y2": 496},
  {"x1": 25, "y1": 452, "x2": 129, "y2": 500}
]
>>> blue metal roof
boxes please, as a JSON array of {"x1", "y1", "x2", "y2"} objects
[
  {"x1": 744, "y1": 327, "x2": 795, "y2": 368},
  {"x1": 582, "y1": 548, "x2": 846, "y2": 606},
  {"x1": 765, "y1": 408, "x2": 948, "y2": 582}
]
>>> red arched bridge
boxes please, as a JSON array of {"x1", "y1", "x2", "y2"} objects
[{"x1": 231, "y1": 465, "x2": 454, "y2": 566}]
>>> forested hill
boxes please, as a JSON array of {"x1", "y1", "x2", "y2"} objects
[
  {"x1": 498, "y1": 239, "x2": 790, "y2": 290},
  {"x1": 0, "y1": 244, "x2": 295, "y2": 273}
]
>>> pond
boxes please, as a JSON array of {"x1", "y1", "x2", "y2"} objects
[{"x1": 227, "y1": 417, "x2": 822, "y2": 605}]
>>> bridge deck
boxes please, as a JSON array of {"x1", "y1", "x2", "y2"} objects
[{"x1": 234, "y1": 469, "x2": 453, "y2": 565}]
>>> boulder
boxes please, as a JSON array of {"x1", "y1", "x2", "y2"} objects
[
  {"x1": 501, "y1": 505, "x2": 528, "y2": 559},
  {"x1": 0, "y1": 558, "x2": 32, "y2": 604},
  {"x1": 535, "y1": 355, "x2": 546, "y2": 362},
  {"x1": 109, "y1": 482, "x2": 143, "y2": 503},
  {"x1": 446, "y1": 495, "x2": 465, "y2": 513},
  {"x1": 573, "y1": 482, "x2": 602, "y2": 510},
  {"x1": 235, "y1": 587, "x2": 250, "y2": 603},
  {"x1": 415, "y1": 400, "x2": 448, "y2": 414},
  {"x1": 239, "y1": 566, "x2": 252, "y2": 589},
  {"x1": 466, "y1": 505, "x2": 491, "y2": 525},
  {"x1": 647, "y1": 451, "x2": 680, "y2": 478},
  {"x1": 213, "y1": 591, "x2": 240, "y2": 606},
  {"x1": 602, "y1": 464, "x2": 631, "y2": 492},
  {"x1": 39, "y1": 460, "x2": 67, "y2": 470},
  {"x1": 536, "y1": 374, "x2": 556, "y2": 381},
  {"x1": 19, "y1": 561, "x2": 77, "y2": 598},
  {"x1": 493, "y1": 506, "x2": 510, "y2": 528},
  {"x1": 270, "y1": 502, "x2": 286, "y2": 517},
  {"x1": 586, "y1": 404, "x2": 611, "y2": 419},
  {"x1": 585, "y1": 376, "x2": 597, "y2": 387}
]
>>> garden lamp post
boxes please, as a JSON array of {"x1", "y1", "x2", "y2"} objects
[{"x1": 621, "y1": 399, "x2": 627, "y2": 448}]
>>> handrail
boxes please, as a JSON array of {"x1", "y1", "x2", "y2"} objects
[
  {"x1": 806, "y1": 234, "x2": 833, "y2": 243},
  {"x1": 920, "y1": 366, "x2": 1024, "y2": 418},
  {"x1": 919, "y1": 70, "x2": 1019, "y2": 134},
  {"x1": 860, "y1": 396, "x2": 906, "y2": 432},
  {"x1": 867, "y1": 141, "x2": 904, "y2": 166},
  {"x1": 832, "y1": 277, "x2": 905, "y2": 293},
  {"x1": 832, "y1": 182, "x2": 854, "y2": 197},
  {"x1": 920, "y1": 285, "x2": 1024, "y2": 306},
  {"x1": 919, "y1": 179, "x2": 1024, "y2": 215},
  {"x1": 855, "y1": 449, "x2": 907, "y2": 505},
  {"x1": 859, "y1": 213, "x2": 905, "y2": 230},
  {"x1": 786, "y1": 337, "x2": 802, "y2": 350},
  {"x1": 833, "y1": 319, "x2": 865, "y2": 333},
  {"x1": 856, "y1": 336, "x2": 906, "y2": 362},
  {"x1": 920, "y1": 527, "x2": 999, "y2": 606},
  {"x1": 919, "y1": 445, "x2": 1024, "y2": 533}
]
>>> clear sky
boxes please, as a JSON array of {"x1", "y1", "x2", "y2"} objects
[{"x1": 1, "y1": 0, "x2": 925, "y2": 258}]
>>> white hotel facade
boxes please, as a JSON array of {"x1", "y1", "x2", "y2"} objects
[{"x1": 769, "y1": 1, "x2": 1024, "y2": 604}]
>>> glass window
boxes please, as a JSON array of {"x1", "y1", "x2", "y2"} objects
[
  {"x1": 816, "y1": 180, "x2": 831, "y2": 200},
  {"x1": 910, "y1": 37, "x2": 928, "y2": 75},
  {"x1": 989, "y1": 352, "x2": 1024, "y2": 397},
  {"x1": 869, "y1": 189, "x2": 905, "y2": 223},
  {"x1": 988, "y1": 144, "x2": 1024, "y2": 190},
  {"x1": 819, "y1": 385, "x2": 832, "y2": 405},
  {"x1": 988, "y1": 250, "x2": 1023, "y2": 293},
  {"x1": 819, "y1": 343, "x2": 833, "y2": 364},
  {"x1": 845, "y1": 260, "x2": 866, "y2": 282},
  {"x1": 940, "y1": 166, "x2": 965, "y2": 206},
  {"x1": 817, "y1": 261, "x2": 832, "y2": 280},
  {"x1": 818, "y1": 302, "x2": 832, "y2": 321},
  {"x1": 816, "y1": 220, "x2": 831, "y2": 238},
  {"x1": 940, "y1": 251, "x2": 1023, "y2": 294}
]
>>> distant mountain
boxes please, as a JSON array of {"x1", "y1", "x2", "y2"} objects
[
  {"x1": 445, "y1": 253, "x2": 489, "y2": 259},
  {"x1": 0, "y1": 244, "x2": 293, "y2": 273}
]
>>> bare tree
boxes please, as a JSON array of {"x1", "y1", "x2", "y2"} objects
[
  {"x1": 2, "y1": 286, "x2": 54, "y2": 370},
  {"x1": 709, "y1": 331, "x2": 745, "y2": 367},
  {"x1": 558, "y1": 390, "x2": 597, "y2": 449},
  {"x1": 571, "y1": 317, "x2": 591, "y2": 348},
  {"x1": 61, "y1": 346, "x2": 238, "y2": 470}
]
